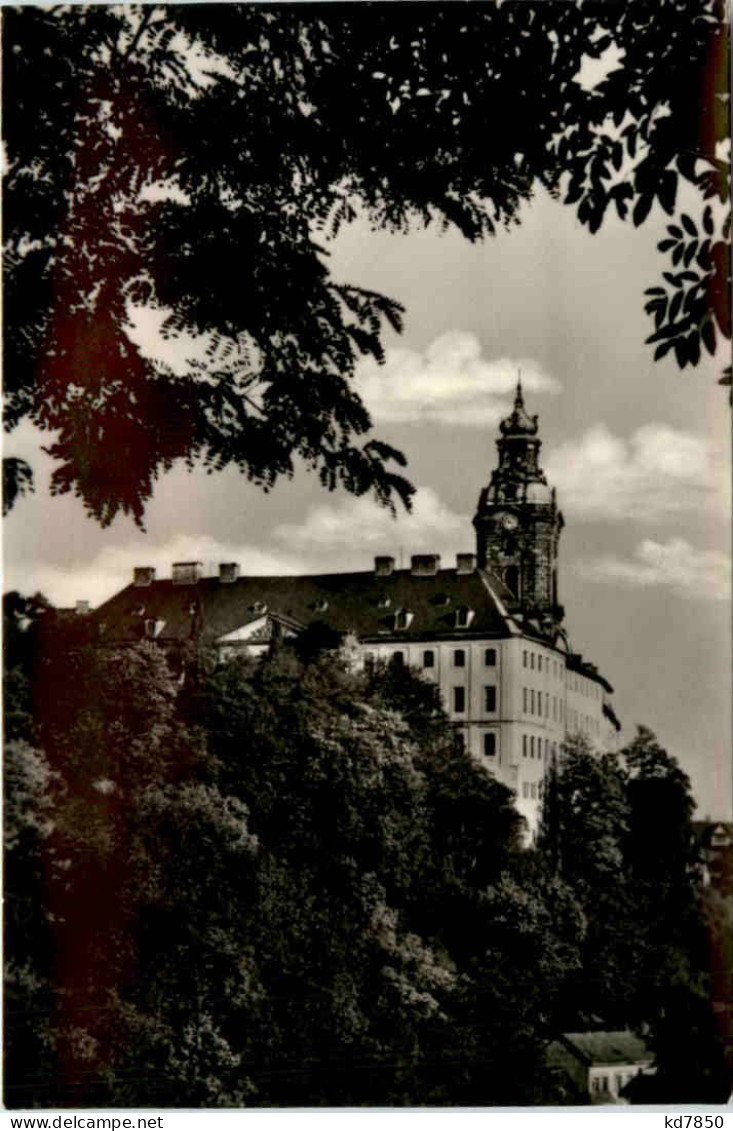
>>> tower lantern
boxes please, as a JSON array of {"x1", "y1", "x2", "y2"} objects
[{"x1": 473, "y1": 379, "x2": 564, "y2": 623}]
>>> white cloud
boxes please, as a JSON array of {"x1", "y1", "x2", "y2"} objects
[
  {"x1": 4, "y1": 537, "x2": 301, "y2": 610},
  {"x1": 577, "y1": 538, "x2": 731, "y2": 602},
  {"x1": 274, "y1": 486, "x2": 470, "y2": 567},
  {"x1": 545, "y1": 423, "x2": 730, "y2": 522},
  {"x1": 355, "y1": 331, "x2": 561, "y2": 426},
  {"x1": 5, "y1": 489, "x2": 471, "y2": 607}
]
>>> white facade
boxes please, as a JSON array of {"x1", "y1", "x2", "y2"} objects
[{"x1": 359, "y1": 634, "x2": 616, "y2": 833}]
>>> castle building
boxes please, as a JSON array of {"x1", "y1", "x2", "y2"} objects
[{"x1": 96, "y1": 383, "x2": 619, "y2": 832}]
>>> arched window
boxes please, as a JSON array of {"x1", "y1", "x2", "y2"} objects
[
  {"x1": 394, "y1": 608, "x2": 413, "y2": 630},
  {"x1": 455, "y1": 606, "x2": 474, "y2": 628},
  {"x1": 423, "y1": 649, "x2": 435, "y2": 668},
  {"x1": 392, "y1": 651, "x2": 405, "y2": 668}
]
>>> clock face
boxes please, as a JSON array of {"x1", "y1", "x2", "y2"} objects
[{"x1": 499, "y1": 512, "x2": 519, "y2": 531}]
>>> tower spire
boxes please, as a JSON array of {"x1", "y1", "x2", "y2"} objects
[{"x1": 515, "y1": 370, "x2": 524, "y2": 409}]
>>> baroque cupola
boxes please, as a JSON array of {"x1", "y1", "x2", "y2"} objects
[{"x1": 473, "y1": 379, "x2": 564, "y2": 625}]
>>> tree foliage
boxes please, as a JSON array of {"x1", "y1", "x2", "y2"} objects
[
  {"x1": 4, "y1": 603, "x2": 730, "y2": 1104},
  {"x1": 4, "y1": 615, "x2": 580, "y2": 1107},
  {"x1": 539, "y1": 729, "x2": 731, "y2": 1102},
  {"x1": 3, "y1": 2, "x2": 729, "y2": 526}
]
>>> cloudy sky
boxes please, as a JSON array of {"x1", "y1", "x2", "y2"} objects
[{"x1": 5, "y1": 184, "x2": 731, "y2": 819}]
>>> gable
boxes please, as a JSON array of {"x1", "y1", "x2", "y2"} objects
[{"x1": 216, "y1": 615, "x2": 270, "y2": 643}]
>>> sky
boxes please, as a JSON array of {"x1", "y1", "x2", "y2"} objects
[{"x1": 4, "y1": 184, "x2": 731, "y2": 820}]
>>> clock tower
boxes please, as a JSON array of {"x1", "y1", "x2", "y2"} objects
[{"x1": 473, "y1": 380, "x2": 564, "y2": 624}]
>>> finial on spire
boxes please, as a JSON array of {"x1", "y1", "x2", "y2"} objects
[{"x1": 515, "y1": 370, "x2": 524, "y2": 409}]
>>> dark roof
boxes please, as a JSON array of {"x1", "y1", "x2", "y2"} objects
[
  {"x1": 567, "y1": 652, "x2": 614, "y2": 694},
  {"x1": 555, "y1": 1031, "x2": 652, "y2": 1067},
  {"x1": 94, "y1": 566, "x2": 517, "y2": 646}
]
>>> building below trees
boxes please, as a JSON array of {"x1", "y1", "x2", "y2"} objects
[{"x1": 95, "y1": 383, "x2": 619, "y2": 833}]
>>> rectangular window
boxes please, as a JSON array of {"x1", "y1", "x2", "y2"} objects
[
  {"x1": 485, "y1": 648, "x2": 497, "y2": 666},
  {"x1": 545, "y1": 692, "x2": 550, "y2": 717},
  {"x1": 530, "y1": 735, "x2": 535, "y2": 758},
  {"x1": 484, "y1": 686, "x2": 496, "y2": 712},
  {"x1": 453, "y1": 686, "x2": 465, "y2": 713},
  {"x1": 483, "y1": 732, "x2": 496, "y2": 757},
  {"x1": 523, "y1": 687, "x2": 528, "y2": 713},
  {"x1": 530, "y1": 689, "x2": 535, "y2": 714},
  {"x1": 423, "y1": 649, "x2": 435, "y2": 668},
  {"x1": 523, "y1": 734, "x2": 527, "y2": 758},
  {"x1": 530, "y1": 782, "x2": 537, "y2": 799},
  {"x1": 522, "y1": 782, "x2": 529, "y2": 799},
  {"x1": 453, "y1": 649, "x2": 466, "y2": 668},
  {"x1": 523, "y1": 650, "x2": 527, "y2": 668},
  {"x1": 530, "y1": 652, "x2": 535, "y2": 670},
  {"x1": 392, "y1": 651, "x2": 405, "y2": 667},
  {"x1": 537, "y1": 656, "x2": 542, "y2": 673}
]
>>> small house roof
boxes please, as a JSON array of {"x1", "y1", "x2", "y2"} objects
[{"x1": 553, "y1": 1031, "x2": 652, "y2": 1068}]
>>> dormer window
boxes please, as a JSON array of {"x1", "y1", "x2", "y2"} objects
[
  {"x1": 455, "y1": 606, "x2": 474, "y2": 628},
  {"x1": 313, "y1": 598, "x2": 329, "y2": 613},
  {"x1": 144, "y1": 619, "x2": 165, "y2": 638},
  {"x1": 250, "y1": 601, "x2": 268, "y2": 615},
  {"x1": 377, "y1": 594, "x2": 392, "y2": 609},
  {"x1": 394, "y1": 608, "x2": 414, "y2": 630}
]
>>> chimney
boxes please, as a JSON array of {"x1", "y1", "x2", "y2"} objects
[
  {"x1": 133, "y1": 566, "x2": 156, "y2": 587},
  {"x1": 219, "y1": 562, "x2": 240, "y2": 584},
  {"x1": 374, "y1": 556, "x2": 395, "y2": 577},
  {"x1": 456, "y1": 553, "x2": 477, "y2": 575},
  {"x1": 75, "y1": 600, "x2": 90, "y2": 616},
  {"x1": 172, "y1": 561, "x2": 203, "y2": 585},
  {"x1": 411, "y1": 554, "x2": 441, "y2": 577}
]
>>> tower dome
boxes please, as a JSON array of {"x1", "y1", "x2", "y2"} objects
[{"x1": 499, "y1": 379, "x2": 539, "y2": 436}]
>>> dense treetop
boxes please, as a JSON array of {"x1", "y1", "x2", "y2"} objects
[
  {"x1": 3, "y1": 2, "x2": 729, "y2": 525},
  {"x1": 3, "y1": 595, "x2": 731, "y2": 1105}
]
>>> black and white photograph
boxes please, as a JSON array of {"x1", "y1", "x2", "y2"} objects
[{"x1": 3, "y1": 0, "x2": 732, "y2": 1112}]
